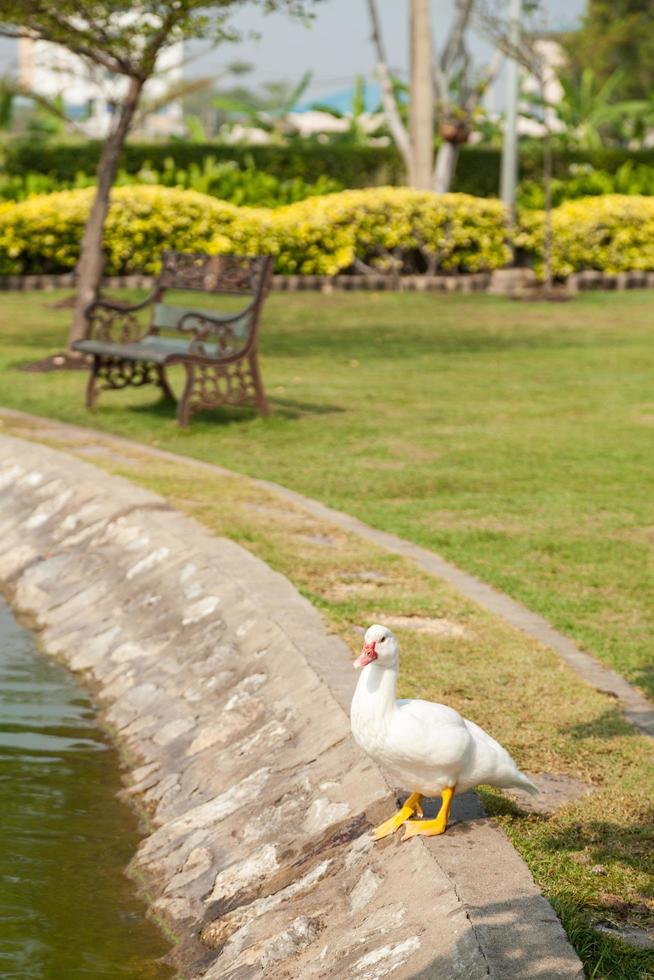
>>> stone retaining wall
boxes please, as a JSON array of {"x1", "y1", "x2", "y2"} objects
[{"x1": 0, "y1": 434, "x2": 583, "y2": 979}]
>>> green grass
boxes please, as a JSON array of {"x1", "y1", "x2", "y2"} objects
[
  {"x1": 0, "y1": 288, "x2": 653, "y2": 979},
  {"x1": 1, "y1": 288, "x2": 653, "y2": 699}
]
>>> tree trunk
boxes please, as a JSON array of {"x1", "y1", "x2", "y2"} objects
[
  {"x1": 433, "y1": 140, "x2": 460, "y2": 193},
  {"x1": 542, "y1": 121, "x2": 553, "y2": 292},
  {"x1": 408, "y1": 0, "x2": 433, "y2": 188},
  {"x1": 68, "y1": 76, "x2": 144, "y2": 348}
]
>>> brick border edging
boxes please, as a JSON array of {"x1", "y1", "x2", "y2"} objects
[{"x1": 3, "y1": 269, "x2": 654, "y2": 294}]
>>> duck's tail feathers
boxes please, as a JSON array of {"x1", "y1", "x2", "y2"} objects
[{"x1": 514, "y1": 771, "x2": 539, "y2": 796}]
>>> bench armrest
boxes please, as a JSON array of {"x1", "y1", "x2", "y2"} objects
[
  {"x1": 85, "y1": 289, "x2": 158, "y2": 318},
  {"x1": 177, "y1": 307, "x2": 253, "y2": 356},
  {"x1": 85, "y1": 297, "x2": 154, "y2": 345}
]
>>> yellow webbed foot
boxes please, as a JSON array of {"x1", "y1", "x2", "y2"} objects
[
  {"x1": 372, "y1": 792, "x2": 422, "y2": 841},
  {"x1": 401, "y1": 817, "x2": 447, "y2": 840},
  {"x1": 401, "y1": 786, "x2": 455, "y2": 841}
]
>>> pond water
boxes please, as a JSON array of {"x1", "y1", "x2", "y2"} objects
[{"x1": 0, "y1": 598, "x2": 173, "y2": 979}]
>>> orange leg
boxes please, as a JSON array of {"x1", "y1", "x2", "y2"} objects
[
  {"x1": 402, "y1": 786, "x2": 455, "y2": 841},
  {"x1": 372, "y1": 793, "x2": 424, "y2": 841}
]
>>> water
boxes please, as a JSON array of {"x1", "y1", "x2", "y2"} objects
[{"x1": 0, "y1": 599, "x2": 173, "y2": 980}]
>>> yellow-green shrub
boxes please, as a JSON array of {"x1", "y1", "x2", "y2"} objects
[
  {"x1": 516, "y1": 195, "x2": 654, "y2": 277},
  {"x1": 271, "y1": 188, "x2": 511, "y2": 274},
  {"x1": 0, "y1": 184, "x2": 510, "y2": 277},
  {"x1": 0, "y1": 186, "x2": 265, "y2": 275}
]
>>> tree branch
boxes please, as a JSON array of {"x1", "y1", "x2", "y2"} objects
[
  {"x1": 440, "y1": 0, "x2": 474, "y2": 78},
  {"x1": 365, "y1": 0, "x2": 411, "y2": 166},
  {"x1": 433, "y1": 0, "x2": 475, "y2": 111},
  {"x1": 19, "y1": 14, "x2": 132, "y2": 75}
]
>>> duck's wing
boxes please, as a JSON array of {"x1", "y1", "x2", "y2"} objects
[
  {"x1": 386, "y1": 699, "x2": 471, "y2": 767},
  {"x1": 396, "y1": 699, "x2": 464, "y2": 726}
]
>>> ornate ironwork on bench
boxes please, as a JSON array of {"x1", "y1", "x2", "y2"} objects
[{"x1": 72, "y1": 251, "x2": 274, "y2": 427}]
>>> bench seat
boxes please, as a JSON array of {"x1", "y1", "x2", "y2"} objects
[{"x1": 75, "y1": 336, "x2": 227, "y2": 364}]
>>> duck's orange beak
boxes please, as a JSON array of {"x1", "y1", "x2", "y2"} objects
[{"x1": 353, "y1": 641, "x2": 378, "y2": 669}]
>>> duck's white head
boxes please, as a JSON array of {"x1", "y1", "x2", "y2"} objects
[{"x1": 353, "y1": 624, "x2": 399, "y2": 670}]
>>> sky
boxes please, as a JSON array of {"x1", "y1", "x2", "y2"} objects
[
  {"x1": 0, "y1": 0, "x2": 587, "y2": 104},
  {"x1": 186, "y1": 0, "x2": 587, "y2": 101}
]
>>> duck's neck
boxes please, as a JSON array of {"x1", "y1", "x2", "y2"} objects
[{"x1": 352, "y1": 661, "x2": 398, "y2": 723}]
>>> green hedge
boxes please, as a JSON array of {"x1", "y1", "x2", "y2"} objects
[
  {"x1": 6, "y1": 138, "x2": 654, "y2": 198},
  {"x1": 3, "y1": 140, "x2": 406, "y2": 189},
  {"x1": 0, "y1": 157, "x2": 343, "y2": 207},
  {"x1": 2, "y1": 138, "x2": 499, "y2": 192}
]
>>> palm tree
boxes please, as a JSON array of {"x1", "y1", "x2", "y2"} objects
[
  {"x1": 534, "y1": 68, "x2": 648, "y2": 151},
  {"x1": 213, "y1": 71, "x2": 313, "y2": 143},
  {"x1": 309, "y1": 76, "x2": 386, "y2": 145}
]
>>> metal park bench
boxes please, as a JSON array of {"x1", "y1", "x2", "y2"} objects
[{"x1": 73, "y1": 251, "x2": 274, "y2": 427}]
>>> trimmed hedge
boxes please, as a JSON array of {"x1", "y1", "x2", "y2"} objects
[
  {"x1": 3, "y1": 140, "x2": 405, "y2": 189},
  {"x1": 4, "y1": 184, "x2": 654, "y2": 280},
  {"x1": 0, "y1": 158, "x2": 343, "y2": 207},
  {"x1": 516, "y1": 195, "x2": 654, "y2": 277},
  {"x1": 7, "y1": 138, "x2": 654, "y2": 198},
  {"x1": 0, "y1": 185, "x2": 511, "y2": 276}
]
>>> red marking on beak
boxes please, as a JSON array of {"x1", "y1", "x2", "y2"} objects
[{"x1": 353, "y1": 641, "x2": 378, "y2": 669}]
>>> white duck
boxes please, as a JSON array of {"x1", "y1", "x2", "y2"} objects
[{"x1": 351, "y1": 624, "x2": 537, "y2": 841}]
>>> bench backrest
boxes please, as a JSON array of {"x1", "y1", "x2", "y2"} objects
[
  {"x1": 157, "y1": 251, "x2": 272, "y2": 297},
  {"x1": 150, "y1": 251, "x2": 273, "y2": 350}
]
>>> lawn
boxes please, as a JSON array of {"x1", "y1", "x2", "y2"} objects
[
  {"x1": 1, "y1": 287, "x2": 653, "y2": 699},
  {"x1": 1, "y1": 288, "x2": 653, "y2": 979}
]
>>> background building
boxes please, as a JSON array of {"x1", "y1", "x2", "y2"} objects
[{"x1": 17, "y1": 36, "x2": 184, "y2": 138}]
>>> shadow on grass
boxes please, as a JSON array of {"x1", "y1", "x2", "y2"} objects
[
  {"x1": 559, "y1": 709, "x2": 640, "y2": 741},
  {"x1": 267, "y1": 396, "x2": 345, "y2": 418},
  {"x1": 475, "y1": 796, "x2": 654, "y2": 978},
  {"x1": 540, "y1": 807, "x2": 654, "y2": 928},
  {"x1": 633, "y1": 663, "x2": 654, "y2": 701},
  {"x1": 123, "y1": 393, "x2": 345, "y2": 426},
  {"x1": 262, "y1": 323, "x2": 633, "y2": 362}
]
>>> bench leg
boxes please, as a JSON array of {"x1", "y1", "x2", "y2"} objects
[
  {"x1": 86, "y1": 356, "x2": 101, "y2": 409},
  {"x1": 249, "y1": 351, "x2": 270, "y2": 416},
  {"x1": 156, "y1": 365, "x2": 175, "y2": 402},
  {"x1": 177, "y1": 364, "x2": 194, "y2": 428},
  {"x1": 176, "y1": 357, "x2": 268, "y2": 427}
]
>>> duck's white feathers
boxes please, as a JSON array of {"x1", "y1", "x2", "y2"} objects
[{"x1": 351, "y1": 656, "x2": 537, "y2": 798}]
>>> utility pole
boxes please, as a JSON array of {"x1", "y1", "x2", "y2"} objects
[
  {"x1": 409, "y1": 0, "x2": 433, "y2": 189},
  {"x1": 500, "y1": 0, "x2": 522, "y2": 219}
]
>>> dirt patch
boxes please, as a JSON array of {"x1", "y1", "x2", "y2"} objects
[
  {"x1": 506, "y1": 772, "x2": 594, "y2": 816},
  {"x1": 19, "y1": 352, "x2": 91, "y2": 373},
  {"x1": 376, "y1": 614, "x2": 466, "y2": 638}
]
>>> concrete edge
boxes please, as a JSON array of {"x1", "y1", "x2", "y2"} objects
[{"x1": 0, "y1": 431, "x2": 584, "y2": 979}]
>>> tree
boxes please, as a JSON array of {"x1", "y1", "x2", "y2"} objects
[
  {"x1": 0, "y1": 1, "x2": 313, "y2": 349},
  {"x1": 540, "y1": 68, "x2": 647, "y2": 151},
  {"x1": 409, "y1": 0, "x2": 433, "y2": 189},
  {"x1": 477, "y1": 4, "x2": 556, "y2": 288},
  {"x1": 563, "y1": 0, "x2": 654, "y2": 102},
  {"x1": 0, "y1": 76, "x2": 79, "y2": 135},
  {"x1": 309, "y1": 76, "x2": 388, "y2": 146},
  {"x1": 366, "y1": 0, "x2": 502, "y2": 193},
  {"x1": 213, "y1": 70, "x2": 313, "y2": 142}
]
